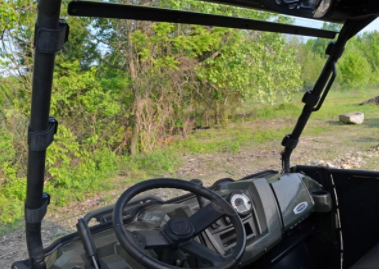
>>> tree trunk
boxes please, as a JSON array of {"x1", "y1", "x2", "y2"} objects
[
  {"x1": 214, "y1": 102, "x2": 220, "y2": 125},
  {"x1": 130, "y1": 115, "x2": 138, "y2": 155},
  {"x1": 127, "y1": 20, "x2": 139, "y2": 155}
]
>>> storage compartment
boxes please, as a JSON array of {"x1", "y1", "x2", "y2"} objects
[
  {"x1": 311, "y1": 190, "x2": 332, "y2": 213},
  {"x1": 220, "y1": 222, "x2": 253, "y2": 247}
]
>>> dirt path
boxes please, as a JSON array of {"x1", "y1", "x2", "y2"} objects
[{"x1": 1, "y1": 120, "x2": 379, "y2": 268}]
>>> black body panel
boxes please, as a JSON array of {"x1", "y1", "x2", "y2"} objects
[{"x1": 292, "y1": 165, "x2": 379, "y2": 268}]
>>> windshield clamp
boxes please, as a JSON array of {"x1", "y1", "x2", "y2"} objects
[
  {"x1": 28, "y1": 117, "x2": 58, "y2": 151},
  {"x1": 302, "y1": 91, "x2": 320, "y2": 107},
  {"x1": 25, "y1": 193, "x2": 50, "y2": 224},
  {"x1": 326, "y1": 42, "x2": 345, "y2": 59},
  {"x1": 281, "y1": 135, "x2": 298, "y2": 149},
  {"x1": 34, "y1": 19, "x2": 69, "y2": 53}
]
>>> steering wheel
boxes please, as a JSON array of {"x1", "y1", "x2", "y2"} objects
[{"x1": 113, "y1": 178, "x2": 246, "y2": 269}]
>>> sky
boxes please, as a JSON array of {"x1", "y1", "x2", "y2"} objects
[
  {"x1": 362, "y1": 18, "x2": 379, "y2": 32},
  {"x1": 294, "y1": 17, "x2": 379, "y2": 33},
  {"x1": 292, "y1": 17, "x2": 378, "y2": 42}
]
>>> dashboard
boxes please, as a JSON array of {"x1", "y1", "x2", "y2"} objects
[{"x1": 46, "y1": 173, "x2": 332, "y2": 269}]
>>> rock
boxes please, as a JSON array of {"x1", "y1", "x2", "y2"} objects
[
  {"x1": 357, "y1": 157, "x2": 362, "y2": 162},
  {"x1": 339, "y1": 112, "x2": 364, "y2": 124},
  {"x1": 326, "y1": 162, "x2": 335, "y2": 168},
  {"x1": 341, "y1": 164, "x2": 351, "y2": 169}
]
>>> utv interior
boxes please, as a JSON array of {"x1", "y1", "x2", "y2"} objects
[{"x1": 11, "y1": 0, "x2": 379, "y2": 269}]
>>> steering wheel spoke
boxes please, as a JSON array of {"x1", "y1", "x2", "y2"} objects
[
  {"x1": 128, "y1": 229, "x2": 173, "y2": 250},
  {"x1": 179, "y1": 240, "x2": 228, "y2": 267},
  {"x1": 187, "y1": 203, "x2": 225, "y2": 236}
]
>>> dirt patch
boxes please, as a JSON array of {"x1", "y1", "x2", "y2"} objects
[
  {"x1": 0, "y1": 221, "x2": 72, "y2": 268},
  {"x1": 359, "y1": 96, "x2": 379, "y2": 105}
]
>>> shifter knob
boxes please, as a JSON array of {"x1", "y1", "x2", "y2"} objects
[{"x1": 190, "y1": 179, "x2": 204, "y2": 208}]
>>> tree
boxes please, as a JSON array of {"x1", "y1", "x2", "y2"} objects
[
  {"x1": 339, "y1": 48, "x2": 372, "y2": 89},
  {"x1": 305, "y1": 22, "x2": 341, "y2": 57},
  {"x1": 355, "y1": 31, "x2": 379, "y2": 85}
]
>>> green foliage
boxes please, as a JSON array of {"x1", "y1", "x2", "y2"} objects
[
  {"x1": 53, "y1": 61, "x2": 120, "y2": 117},
  {"x1": 355, "y1": 31, "x2": 379, "y2": 85},
  {"x1": 304, "y1": 23, "x2": 341, "y2": 57},
  {"x1": 0, "y1": 129, "x2": 25, "y2": 223},
  {"x1": 288, "y1": 28, "x2": 379, "y2": 92},
  {"x1": 339, "y1": 49, "x2": 372, "y2": 89},
  {"x1": 0, "y1": 129, "x2": 15, "y2": 165},
  {"x1": 301, "y1": 52, "x2": 325, "y2": 90}
]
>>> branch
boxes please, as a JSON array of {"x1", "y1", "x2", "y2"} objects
[
  {"x1": 197, "y1": 51, "x2": 221, "y2": 66},
  {"x1": 100, "y1": 58, "x2": 127, "y2": 71},
  {"x1": 0, "y1": 65, "x2": 32, "y2": 74}
]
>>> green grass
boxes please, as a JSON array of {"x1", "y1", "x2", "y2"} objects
[
  {"x1": 167, "y1": 126, "x2": 290, "y2": 154},
  {"x1": 0, "y1": 220, "x2": 23, "y2": 236},
  {"x1": 144, "y1": 87, "x2": 379, "y2": 165},
  {"x1": 169, "y1": 88, "x2": 379, "y2": 156},
  {"x1": 312, "y1": 89, "x2": 379, "y2": 120}
]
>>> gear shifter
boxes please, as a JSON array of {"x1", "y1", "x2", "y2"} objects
[{"x1": 190, "y1": 179, "x2": 204, "y2": 208}]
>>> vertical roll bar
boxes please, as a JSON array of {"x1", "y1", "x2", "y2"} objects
[
  {"x1": 281, "y1": 17, "x2": 378, "y2": 173},
  {"x1": 25, "y1": 0, "x2": 63, "y2": 268}
]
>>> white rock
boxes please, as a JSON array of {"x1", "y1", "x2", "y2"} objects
[
  {"x1": 341, "y1": 164, "x2": 351, "y2": 169},
  {"x1": 339, "y1": 112, "x2": 364, "y2": 125},
  {"x1": 326, "y1": 162, "x2": 335, "y2": 168}
]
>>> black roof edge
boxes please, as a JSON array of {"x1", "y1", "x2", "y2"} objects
[{"x1": 67, "y1": 1, "x2": 339, "y2": 39}]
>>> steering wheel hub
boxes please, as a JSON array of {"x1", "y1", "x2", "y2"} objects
[
  {"x1": 164, "y1": 218, "x2": 195, "y2": 243},
  {"x1": 169, "y1": 219, "x2": 193, "y2": 235}
]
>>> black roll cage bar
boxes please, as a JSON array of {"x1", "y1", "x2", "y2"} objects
[
  {"x1": 22, "y1": 0, "x2": 377, "y2": 268},
  {"x1": 67, "y1": 1, "x2": 338, "y2": 39}
]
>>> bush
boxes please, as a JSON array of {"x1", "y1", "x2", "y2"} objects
[{"x1": 339, "y1": 49, "x2": 372, "y2": 89}]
